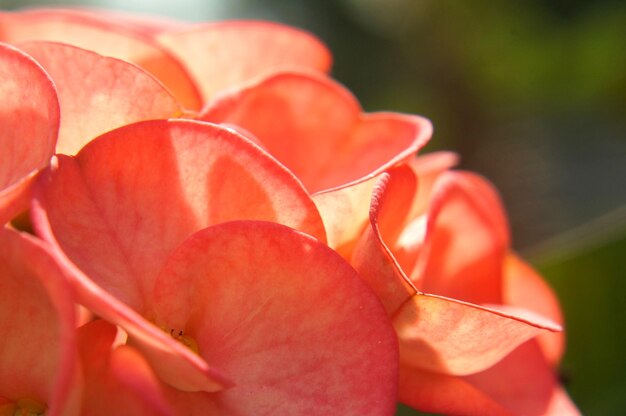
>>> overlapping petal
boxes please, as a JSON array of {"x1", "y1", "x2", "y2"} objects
[
  {"x1": 152, "y1": 221, "x2": 398, "y2": 415},
  {"x1": 0, "y1": 9, "x2": 201, "y2": 109},
  {"x1": 18, "y1": 41, "x2": 182, "y2": 155},
  {"x1": 157, "y1": 23, "x2": 332, "y2": 104},
  {"x1": 0, "y1": 228, "x2": 79, "y2": 416},
  {"x1": 0, "y1": 42, "x2": 58, "y2": 225}
]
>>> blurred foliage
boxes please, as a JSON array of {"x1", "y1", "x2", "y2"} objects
[{"x1": 2, "y1": 0, "x2": 625, "y2": 414}]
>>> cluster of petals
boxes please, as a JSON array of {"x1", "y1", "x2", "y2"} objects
[{"x1": 0, "y1": 7, "x2": 579, "y2": 415}]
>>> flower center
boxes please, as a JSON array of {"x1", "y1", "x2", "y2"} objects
[
  {"x1": 0, "y1": 398, "x2": 47, "y2": 416},
  {"x1": 161, "y1": 326, "x2": 200, "y2": 354}
]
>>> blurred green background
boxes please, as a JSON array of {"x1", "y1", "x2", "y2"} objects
[{"x1": 2, "y1": 0, "x2": 625, "y2": 414}]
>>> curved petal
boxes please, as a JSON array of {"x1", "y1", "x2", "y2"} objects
[
  {"x1": 157, "y1": 22, "x2": 332, "y2": 104},
  {"x1": 503, "y1": 253, "x2": 565, "y2": 365},
  {"x1": 0, "y1": 228, "x2": 79, "y2": 416},
  {"x1": 29, "y1": 201, "x2": 231, "y2": 393},
  {"x1": 414, "y1": 171, "x2": 510, "y2": 304},
  {"x1": 393, "y1": 294, "x2": 561, "y2": 375},
  {"x1": 351, "y1": 167, "x2": 419, "y2": 314},
  {"x1": 18, "y1": 41, "x2": 182, "y2": 155},
  {"x1": 0, "y1": 42, "x2": 58, "y2": 224},
  {"x1": 406, "y1": 151, "x2": 459, "y2": 218},
  {"x1": 0, "y1": 10, "x2": 201, "y2": 110},
  {"x1": 152, "y1": 221, "x2": 399, "y2": 415},
  {"x1": 202, "y1": 71, "x2": 432, "y2": 193},
  {"x1": 399, "y1": 341, "x2": 579, "y2": 416},
  {"x1": 33, "y1": 119, "x2": 325, "y2": 311},
  {"x1": 77, "y1": 320, "x2": 176, "y2": 416}
]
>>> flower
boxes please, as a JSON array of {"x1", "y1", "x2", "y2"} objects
[{"x1": 0, "y1": 6, "x2": 577, "y2": 415}]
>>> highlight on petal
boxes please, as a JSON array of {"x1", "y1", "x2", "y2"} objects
[
  {"x1": 399, "y1": 340, "x2": 580, "y2": 416},
  {"x1": 33, "y1": 119, "x2": 326, "y2": 311},
  {"x1": 157, "y1": 22, "x2": 332, "y2": 104},
  {"x1": 503, "y1": 253, "x2": 565, "y2": 365},
  {"x1": 393, "y1": 294, "x2": 561, "y2": 376},
  {"x1": 0, "y1": 9, "x2": 201, "y2": 109},
  {"x1": 0, "y1": 228, "x2": 79, "y2": 416},
  {"x1": 77, "y1": 320, "x2": 176, "y2": 416},
  {"x1": 18, "y1": 41, "x2": 182, "y2": 155},
  {"x1": 202, "y1": 71, "x2": 432, "y2": 193},
  {"x1": 151, "y1": 221, "x2": 399, "y2": 415},
  {"x1": 413, "y1": 171, "x2": 510, "y2": 304},
  {"x1": 0, "y1": 42, "x2": 58, "y2": 224}
]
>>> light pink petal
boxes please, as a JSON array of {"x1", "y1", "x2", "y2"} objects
[
  {"x1": 393, "y1": 294, "x2": 561, "y2": 375},
  {"x1": 0, "y1": 10, "x2": 201, "y2": 110},
  {"x1": 18, "y1": 41, "x2": 182, "y2": 155},
  {"x1": 77, "y1": 320, "x2": 176, "y2": 416},
  {"x1": 0, "y1": 42, "x2": 58, "y2": 224},
  {"x1": 157, "y1": 22, "x2": 332, "y2": 104},
  {"x1": 202, "y1": 71, "x2": 432, "y2": 193},
  {"x1": 503, "y1": 253, "x2": 565, "y2": 365},
  {"x1": 406, "y1": 151, "x2": 459, "y2": 218},
  {"x1": 415, "y1": 171, "x2": 510, "y2": 304},
  {"x1": 0, "y1": 228, "x2": 79, "y2": 416},
  {"x1": 152, "y1": 221, "x2": 399, "y2": 415},
  {"x1": 399, "y1": 341, "x2": 580, "y2": 416},
  {"x1": 29, "y1": 201, "x2": 231, "y2": 393}
]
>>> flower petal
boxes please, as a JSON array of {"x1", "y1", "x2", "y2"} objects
[
  {"x1": 503, "y1": 253, "x2": 565, "y2": 365},
  {"x1": 393, "y1": 294, "x2": 561, "y2": 375},
  {"x1": 202, "y1": 71, "x2": 432, "y2": 193},
  {"x1": 29, "y1": 202, "x2": 232, "y2": 393},
  {"x1": 34, "y1": 119, "x2": 325, "y2": 311},
  {"x1": 152, "y1": 221, "x2": 399, "y2": 415},
  {"x1": 0, "y1": 42, "x2": 58, "y2": 224},
  {"x1": 18, "y1": 41, "x2": 182, "y2": 155},
  {"x1": 157, "y1": 23, "x2": 332, "y2": 104},
  {"x1": 0, "y1": 228, "x2": 79, "y2": 415},
  {"x1": 0, "y1": 9, "x2": 201, "y2": 109},
  {"x1": 415, "y1": 171, "x2": 510, "y2": 304},
  {"x1": 77, "y1": 320, "x2": 176, "y2": 416},
  {"x1": 399, "y1": 340, "x2": 579, "y2": 416}
]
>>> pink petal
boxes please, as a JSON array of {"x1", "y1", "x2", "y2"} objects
[
  {"x1": 18, "y1": 41, "x2": 182, "y2": 155},
  {"x1": 399, "y1": 341, "x2": 580, "y2": 416},
  {"x1": 33, "y1": 119, "x2": 325, "y2": 311},
  {"x1": 202, "y1": 71, "x2": 432, "y2": 193},
  {"x1": 0, "y1": 10, "x2": 201, "y2": 110},
  {"x1": 29, "y1": 201, "x2": 231, "y2": 393},
  {"x1": 77, "y1": 320, "x2": 176, "y2": 416},
  {"x1": 157, "y1": 23, "x2": 332, "y2": 104},
  {"x1": 394, "y1": 294, "x2": 560, "y2": 375},
  {"x1": 152, "y1": 221, "x2": 399, "y2": 415},
  {"x1": 406, "y1": 151, "x2": 459, "y2": 218},
  {"x1": 415, "y1": 171, "x2": 510, "y2": 304},
  {"x1": 0, "y1": 42, "x2": 58, "y2": 224},
  {"x1": 503, "y1": 253, "x2": 565, "y2": 365},
  {"x1": 0, "y1": 228, "x2": 79, "y2": 415}
]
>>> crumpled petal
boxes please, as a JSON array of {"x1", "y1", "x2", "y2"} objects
[
  {"x1": 0, "y1": 42, "x2": 58, "y2": 224},
  {"x1": 18, "y1": 41, "x2": 182, "y2": 155},
  {"x1": 152, "y1": 221, "x2": 399, "y2": 415},
  {"x1": 0, "y1": 228, "x2": 79, "y2": 416},
  {"x1": 157, "y1": 23, "x2": 332, "y2": 104},
  {"x1": 0, "y1": 9, "x2": 200, "y2": 109}
]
